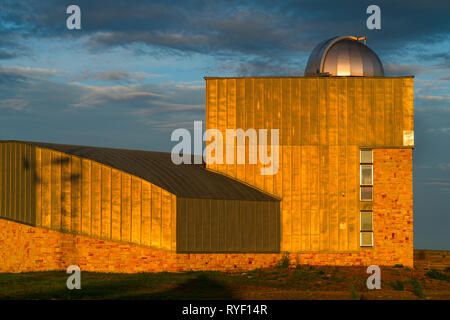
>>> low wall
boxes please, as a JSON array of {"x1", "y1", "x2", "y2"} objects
[{"x1": 0, "y1": 218, "x2": 414, "y2": 273}]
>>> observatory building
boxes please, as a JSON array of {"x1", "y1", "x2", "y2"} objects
[{"x1": 0, "y1": 36, "x2": 414, "y2": 272}]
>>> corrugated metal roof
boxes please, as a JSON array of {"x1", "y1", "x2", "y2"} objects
[{"x1": 4, "y1": 140, "x2": 278, "y2": 201}]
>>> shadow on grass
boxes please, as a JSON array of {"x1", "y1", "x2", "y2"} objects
[
  {"x1": 125, "y1": 274, "x2": 235, "y2": 300},
  {"x1": 1, "y1": 273, "x2": 235, "y2": 300}
]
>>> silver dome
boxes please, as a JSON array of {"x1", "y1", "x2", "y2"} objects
[{"x1": 305, "y1": 36, "x2": 384, "y2": 77}]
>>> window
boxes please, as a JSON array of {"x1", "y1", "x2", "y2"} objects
[
  {"x1": 360, "y1": 187, "x2": 373, "y2": 201},
  {"x1": 360, "y1": 150, "x2": 373, "y2": 163},
  {"x1": 360, "y1": 149, "x2": 373, "y2": 201},
  {"x1": 360, "y1": 211, "x2": 373, "y2": 247},
  {"x1": 360, "y1": 165, "x2": 373, "y2": 185}
]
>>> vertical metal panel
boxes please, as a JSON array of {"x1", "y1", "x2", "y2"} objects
[
  {"x1": 217, "y1": 79, "x2": 227, "y2": 175},
  {"x1": 102, "y1": 166, "x2": 112, "y2": 240},
  {"x1": 111, "y1": 168, "x2": 121, "y2": 241},
  {"x1": 201, "y1": 198, "x2": 211, "y2": 251},
  {"x1": 70, "y1": 156, "x2": 82, "y2": 233},
  {"x1": 328, "y1": 145, "x2": 339, "y2": 251},
  {"x1": 35, "y1": 147, "x2": 42, "y2": 227},
  {"x1": 236, "y1": 79, "x2": 246, "y2": 182},
  {"x1": 327, "y1": 79, "x2": 338, "y2": 146},
  {"x1": 403, "y1": 78, "x2": 414, "y2": 131},
  {"x1": 8, "y1": 143, "x2": 12, "y2": 219},
  {"x1": 161, "y1": 189, "x2": 172, "y2": 250},
  {"x1": 121, "y1": 173, "x2": 131, "y2": 242},
  {"x1": 393, "y1": 79, "x2": 404, "y2": 145},
  {"x1": 51, "y1": 151, "x2": 62, "y2": 229},
  {"x1": 337, "y1": 78, "x2": 347, "y2": 146},
  {"x1": 13, "y1": 143, "x2": 18, "y2": 221},
  {"x1": 41, "y1": 149, "x2": 51, "y2": 228},
  {"x1": 347, "y1": 146, "x2": 359, "y2": 250},
  {"x1": 176, "y1": 198, "x2": 187, "y2": 252},
  {"x1": 292, "y1": 78, "x2": 301, "y2": 146},
  {"x1": 282, "y1": 146, "x2": 292, "y2": 251},
  {"x1": 319, "y1": 145, "x2": 329, "y2": 251},
  {"x1": 141, "y1": 181, "x2": 151, "y2": 246},
  {"x1": 366, "y1": 78, "x2": 375, "y2": 145},
  {"x1": 17, "y1": 143, "x2": 23, "y2": 222},
  {"x1": 355, "y1": 78, "x2": 366, "y2": 146},
  {"x1": 210, "y1": 199, "x2": 219, "y2": 250},
  {"x1": 81, "y1": 159, "x2": 91, "y2": 235},
  {"x1": 375, "y1": 79, "x2": 385, "y2": 145},
  {"x1": 310, "y1": 146, "x2": 320, "y2": 251},
  {"x1": 131, "y1": 176, "x2": 141, "y2": 244},
  {"x1": 91, "y1": 162, "x2": 101, "y2": 237},
  {"x1": 384, "y1": 78, "x2": 394, "y2": 146},
  {"x1": 291, "y1": 145, "x2": 301, "y2": 251},
  {"x1": 171, "y1": 194, "x2": 177, "y2": 251},
  {"x1": 310, "y1": 79, "x2": 319, "y2": 146},
  {"x1": 347, "y1": 78, "x2": 356, "y2": 145},
  {"x1": 264, "y1": 78, "x2": 275, "y2": 194},
  {"x1": 227, "y1": 78, "x2": 237, "y2": 178},
  {"x1": 151, "y1": 185, "x2": 161, "y2": 247},
  {"x1": 301, "y1": 146, "x2": 310, "y2": 251},
  {"x1": 301, "y1": 79, "x2": 311, "y2": 145},
  {"x1": 244, "y1": 78, "x2": 255, "y2": 187},
  {"x1": 61, "y1": 153, "x2": 72, "y2": 231},
  {"x1": 217, "y1": 199, "x2": 225, "y2": 251},
  {"x1": 338, "y1": 146, "x2": 348, "y2": 250},
  {"x1": 195, "y1": 198, "x2": 203, "y2": 251},
  {"x1": 26, "y1": 145, "x2": 32, "y2": 224},
  {"x1": 206, "y1": 79, "x2": 218, "y2": 172}
]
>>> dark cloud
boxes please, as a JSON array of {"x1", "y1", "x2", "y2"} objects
[{"x1": 2, "y1": 0, "x2": 449, "y2": 73}]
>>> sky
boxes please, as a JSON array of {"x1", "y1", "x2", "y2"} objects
[{"x1": 0, "y1": 0, "x2": 449, "y2": 249}]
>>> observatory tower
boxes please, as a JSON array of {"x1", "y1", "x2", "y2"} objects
[{"x1": 204, "y1": 35, "x2": 414, "y2": 266}]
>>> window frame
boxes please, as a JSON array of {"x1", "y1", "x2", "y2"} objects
[
  {"x1": 360, "y1": 164, "x2": 373, "y2": 186},
  {"x1": 360, "y1": 231, "x2": 374, "y2": 247},
  {"x1": 360, "y1": 149, "x2": 373, "y2": 202},
  {"x1": 360, "y1": 211, "x2": 373, "y2": 231},
  {"x1": 360, "y1": 149, "x2": 373, "y2": 164}
]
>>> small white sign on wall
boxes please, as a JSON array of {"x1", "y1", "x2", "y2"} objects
[{"x1": 403, "y1": 130, "x2": 414, "y2": 147}]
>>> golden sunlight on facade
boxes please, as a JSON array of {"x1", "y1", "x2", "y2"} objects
[{"x1": 0, "y1": 36, "x2": 414, "y2": 272}]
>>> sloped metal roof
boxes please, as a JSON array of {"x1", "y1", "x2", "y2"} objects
[{"x1": 7, "y1": 140, "x2": 278, "y2": 201}]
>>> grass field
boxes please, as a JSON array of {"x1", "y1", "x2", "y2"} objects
[{"x1": 1, "y1": 263, "x2": 449, "y2": 300}]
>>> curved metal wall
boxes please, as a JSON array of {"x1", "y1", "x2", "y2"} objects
[{"x1": 0, "y1": 141, "x2": 176, "y2": 251}]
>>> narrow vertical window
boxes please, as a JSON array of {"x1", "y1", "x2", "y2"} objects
[
  {"x1": 360, "y1": 211, "x2": 373, "y2": 247},
  {"x1": 360, "y1": 149, "x2": 373, "y2": 201}
]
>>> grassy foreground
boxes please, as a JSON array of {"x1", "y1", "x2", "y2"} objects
[{"x1": 1, "y1": 264, "x2": 449, "y2": 300}]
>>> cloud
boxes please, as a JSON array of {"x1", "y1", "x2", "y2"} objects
[
  {"x1": 0, "y1": 65, "x2": 62, "y2": 78},
  {"x1": 70, "y1": 83, "x2": 166, "y2": 108},
  {"x1": 415, "y1": 94, "x2": 450, "y2": 107},
  {"x1": 79, "y1": 70, "x2": 164, "y2": 83},
  {"x1": 2, "y1": 0, "x2": 449, "y2": 73},
  {"x1": 0, "y1": 98, "x2": 28, "y2": 111},
  {"x1": 384, "y1": 63, "x2": 432, "y2": 76}
]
